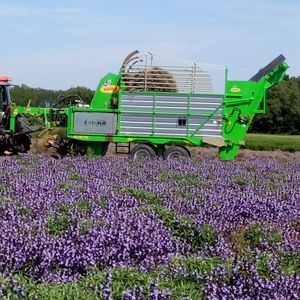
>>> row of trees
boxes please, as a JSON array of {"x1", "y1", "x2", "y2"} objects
[
  {"x1": 249, "y1": 76, "x2": 300, "y2": 134},
  {"x1": 10, "y1": 76, "x2": 300, "y2": 134},
  {"x1": 11, "y1": 85, "x2": 94, "y2": 107}
]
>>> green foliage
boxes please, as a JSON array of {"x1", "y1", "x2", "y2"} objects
[
  {"x1": 79, "y1": 219, "x2": 95, "y2": 234},
  {"x1": 250, "y1": 76, "x2": 300, "y2": 134},
  {"x1": 2, "y1": 254, "x2": 294, "y2": 300},
  {"x1": 159, "y1": 171, "x2": 199, "y2": 185},
  {"x1": 10, "y1": 84, "x2": 94, "y2": 107},
  {"x1": 0, "y1": 183, "x2": 10, "y2": 192},
  {"x1": 124, "y1": 188, "x2": 162, "y2": 206},
  {"x1": 0, "y1": 266, "x2": 211, "y2": 300},
  {"x1": 69, "y1": 173, "x2": 81, "y2": 181},
  {"x1": 245, "y1": 134, "x2": 300, "y2": 151},
  {"x1": 267, "y1": 228, "x2": 283, "y2": 244},
  {"x1": 193, "y1": 224, "x2": 218, "y2": 251},
  {"x1": 230, "y1": 224, "x2": 282, "y2": 256},
  {"x1": 0, "y1": 197, "x2": 13, "y2": 204},
  {"x1": 279, "y1": 252, "x2": 300, "y2": 275},
  {"x1": 47, "y1": 203, "x2": 71, "y2": 236},
  {"x1": 47, "y1": 215, "x2": 69, "y2": 236},
  {"x1": 243, "y1": 224, "x2": 264, "y2": 248},
  {"x1": 139, "y1": 205, "x2": 217, "y2": 251},
  {"x1": 56, "y1": 182, "x2": 72, "y2": 191},
  {"x1": 19, "y1": 168, "x2": 34, "y2": 174},
  {"x1": 159, "y1": 171, "x2": 209, "y2": 189},
  {"x1": 0, "y1": 271, "x2": 106, "y2": 300},
  {"x1": 234, "y1": 175, "x2": 248, "y2": 187},
  {"x1": 160, "y1": 257, "x2": 225, "y2": 299},
  {"x1": 256, "y1": 253, "x2": 272, "y2": 278},
  {"x1": 110, "y1": 269, "x2": 154, "y2": 299},
  {"x1": 96, "y1": 197, "x2": 107, "y2": 209},
  {"x1": 76, "y1": 199, "x2": 92, "y2": 214},
  {"x1": 172, "y1": 256, "x2": 223, "y2": 277},
  {"x1": 58, "y1": 203, "x2": 72, "y2": 215},
  {"x1": 243, "y1": 224, "x2": 282, "y2": 248},
  {"x1": 16, "y1": 205, "x2": 32, "y2": 217},
  {"x1": 172, "y1": 190, "x2": 194, "y2": 201},
  {"x1": 156, "y1": 206, "x2": 196, "y2": 241}
]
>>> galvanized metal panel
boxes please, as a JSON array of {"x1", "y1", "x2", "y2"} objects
[
  {"x1": 189, "y1": 115, "x2": 222, "y2": 137},
  {"x1": 155, "y1": 95, "x2": 188, "y2": 102},
  {"x1": 121, "y1": 127, "x2": 152, "y2": 135},
  {"x1": 122, "y1": 93, "x2": 153, "y2": 112},
  {"x1": 155, "y1": 115, "x2": 186, "y2": 136},
  {"x1": 190, "y1": 95, "x2": 223, "y2": 114},
  {"x1": 120, "y1": 92, "x2": 224, "y2": 138},
  {"x1": 74, "y1": 112, "x2": 117, "y2": 134},
  {"x1": 121, "y1": 113, "x2": 153, "y2": 123},
  {"x1": 190, "y1": 96, "x2": 224, "y2": 103},
  {"x1": 155, "y1": 94, "x2": 188, "y2": 113},
  {"x1": 120, "y1": 113, "x2": 152, "y2": 135}
]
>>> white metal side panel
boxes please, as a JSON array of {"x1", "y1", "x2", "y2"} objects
[{"x1": 120, "y1": 93, "x2": 223, "y2": 137}]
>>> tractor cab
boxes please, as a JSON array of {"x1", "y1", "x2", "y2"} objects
[
  {"x1": 0, "y1": 76, "x2": 13, "y2": 133},
  {"x1": 0, "y1": 76, "x2": 12, "y2": 112}
]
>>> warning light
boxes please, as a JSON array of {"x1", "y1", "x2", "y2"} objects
[{"x1": 0, "y1": 76, "x2": 12, "y2": 82}]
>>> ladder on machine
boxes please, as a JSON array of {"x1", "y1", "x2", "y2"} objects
[{"x1": 115, "y1": 142, "x2": 131, "y2": 154}]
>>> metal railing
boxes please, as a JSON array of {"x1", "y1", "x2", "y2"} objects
[{"x1": 120, "y1": 52, "x2": 226, "y2": 94}]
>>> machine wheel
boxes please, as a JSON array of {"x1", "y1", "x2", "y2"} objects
[
  {"x1": 131, "y1": 144, "x2": 157, "y2": 160},
  {"x1": 163, "y1": 145, "x2": 190, "y2": 160},
  {"x1": 13, "y1": 115, "x2": 32, "y2": 153}
]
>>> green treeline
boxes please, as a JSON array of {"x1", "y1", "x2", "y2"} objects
[
  {"x1": 11, "y1": 85, "x2": 95, "y2": 107},
  {"x1": 10, "y1": 76, "x2": 300, "y2": 134},
  {"x1": 250, "y1": 76, "x2": 300, "y2": 134}
]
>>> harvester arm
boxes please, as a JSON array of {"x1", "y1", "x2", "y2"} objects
[{"x1": 219, "y1": 55, "x2": 289, "y2": 160}]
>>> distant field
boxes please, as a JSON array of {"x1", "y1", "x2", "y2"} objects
[{"x1": 245, "y1": 134, "x2": 300, "y2": 152}]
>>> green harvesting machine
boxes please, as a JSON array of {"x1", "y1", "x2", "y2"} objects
[{"x1": 0, "y1": 50, "x2": 288, "y2": 159}]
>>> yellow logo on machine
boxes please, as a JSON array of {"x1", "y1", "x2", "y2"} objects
[
  {"x1": 101, "y1": 80, "x2": 120, "y2": 94},
  {"x1": 230, "y1": 86, "x2": 241, "y2": 93}
]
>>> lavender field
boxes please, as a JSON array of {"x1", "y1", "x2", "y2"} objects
[{"x1": 0, "y1": 154, "x2": 299, "y2": 299}]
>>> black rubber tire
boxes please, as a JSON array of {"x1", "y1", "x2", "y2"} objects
[
  {"x1": 144, "y1": 143, "x2": 157, "y2": 152},
  {"x1": 163, "y1": 145, "x2": 190, "y2": 160},
  {"x1": 14, "y1": 115, "x2": 32, "y2": 152},
  {"x1": 131, "y1": 144, "x2": 157, "y2": 160}
]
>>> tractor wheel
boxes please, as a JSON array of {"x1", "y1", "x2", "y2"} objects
[
  {"x1": 163, "y1": 145, "x2": 190, "y2": 160},
  {"x1": 12, "y1": 115, "x2": 32, "y2": 153},
  {"x1": 131, "y1": 144, "x2": 157, "y2": 160}
]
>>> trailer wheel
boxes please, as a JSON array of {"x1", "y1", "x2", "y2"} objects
[
  {"x1": 163, "y1": 145, "x2": 190, "y2": 160},
  {"x1": 131, "y1": 144, "x2": 156, "y2": 160}
]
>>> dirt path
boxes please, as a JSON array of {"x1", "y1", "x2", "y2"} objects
[
  {"x1": 27, "y1": 139, "x2": 300, "y2": 161},
  {"x1": 106, "y1": 143, "x2": 300, "y2": 161}
]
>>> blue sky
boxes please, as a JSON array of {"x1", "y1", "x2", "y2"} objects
[{"x1": 0, "y1": 0, "x2": 299, "y2": 90}]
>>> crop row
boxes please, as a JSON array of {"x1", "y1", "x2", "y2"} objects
[{"x1": 0, "y1": 155, "x2": 299, "y2": 299}]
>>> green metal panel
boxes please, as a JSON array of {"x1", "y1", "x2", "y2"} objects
[
  {"x1": 9, "y1": 106, "x2": 64, "y2": 133},
  {"x1": 219, "y1": 61, "x2": 289, "y2": 160},
  {"x1": 90, "y1": 73, "x2": 120, "y2": 110}
]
